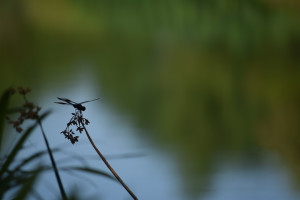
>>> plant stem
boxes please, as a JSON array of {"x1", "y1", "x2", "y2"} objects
[
  {"x1": 38, "y1": 118, "x2": 68, "y2": 200},
  {"x1": 79, "y1": 120, "x2": 138, "y2": 200}
]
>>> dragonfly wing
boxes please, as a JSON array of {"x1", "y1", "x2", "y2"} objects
[
  {"x1": 57, "y1": 97, "x2": 76, "y2": 105},
  {"x1": 54, "y1": 102, "x2": 71, "y2": 105},
  {"x1": 80, "y1": 98, "x2": 100, "y2": 104}
]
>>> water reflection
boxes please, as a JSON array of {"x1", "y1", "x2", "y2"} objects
[{"x1": 203, "y1": 154, "x2": 300, "y2": 200}]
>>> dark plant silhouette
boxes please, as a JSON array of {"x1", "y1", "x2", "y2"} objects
[
  {"x1": 6, "y1": 87, "x2": 39, "y2": 133},
  {"x1": 60, "y1": 110, "x2": 89, "y2": 144},
  {"x1": 4, "y1": 87, "x2": 68, "y2": 200},
  {"x1": 1, "y1": 88, "x2": 120, "y2": 200},
  {"x1": 56, "y1": 97, "x2": 138, "y2": 200}
]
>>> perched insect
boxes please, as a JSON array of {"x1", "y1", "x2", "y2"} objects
[{"x1": 54, "y1": 97, "x2": 100, "y2": 112}]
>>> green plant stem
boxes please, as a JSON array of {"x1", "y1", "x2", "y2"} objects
[
  {"x1": 79, "y1": 120, "x2": 138, "y2": 200},
  {"x1": 38, "y1": 118, "x2": 68, "y2": 200}
]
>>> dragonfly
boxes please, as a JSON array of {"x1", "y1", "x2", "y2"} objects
[{"x1": 55, "y1": 97, "x2": 100, "y2": 112}]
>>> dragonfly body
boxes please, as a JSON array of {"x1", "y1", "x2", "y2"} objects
[
  {"x1": 73, "y1": 103, "x2": 86, "y2": 111},
  {"x1": 55, "y1": 97, "x2": 100, "y2": 112}
]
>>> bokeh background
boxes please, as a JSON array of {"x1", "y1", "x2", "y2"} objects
[{"x1": 1, "y1": 0, "x2": 300, "y2": 199}]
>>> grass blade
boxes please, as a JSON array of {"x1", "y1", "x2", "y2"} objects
[
  {"x1": 0, "y1": 111, "x2": 50, "y2": 199},
  {"x1": 63, "y1": 166, "x2": 117, "y2": 182},
  {"x1": 13, "y1": 167, "x2": 42, "y2": 200},
  {"x1": 0, "y1": 111, "x2": 50, "y2": 178},
  {"x1": 37, "y1": 117, "x2": 68, "y2": 200}
]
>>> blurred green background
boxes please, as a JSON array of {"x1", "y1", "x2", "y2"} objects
[{"x1": 1, "y1": 0, "x2": 300, "y2": 199}]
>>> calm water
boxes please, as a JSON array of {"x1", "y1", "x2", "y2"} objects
[{"x1": 5, "y1": 73, "x2": 300, "y2": 200}]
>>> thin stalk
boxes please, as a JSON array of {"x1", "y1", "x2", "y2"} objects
[
  {"x1": 79, "y1": 120, "x2": 138, "y2": 200},
  {"x1": 38, "y1": 118, "x2": 68, "y2": 200}
]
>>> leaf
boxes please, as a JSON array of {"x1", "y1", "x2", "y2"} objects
[
  {"x1": 13, "y1": 167, "x2": 42, "y2": 200},
  {"x1": 61, "y1": 166, "x2": 117, "y2": 182},
  {"x1": 0, "y1": 111, "x2": 50, "y2": 178},
  {"x1": 14, "y1": 148, "x2": 60, "y2": 170}
]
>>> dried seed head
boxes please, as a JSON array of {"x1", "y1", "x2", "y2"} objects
[
  {"x1": 59, "y1": 108, "x2": 90, "y2": 144},
  {"x1": 17, "y1": 86, "x2": 31, "y2": 95},
  {"x1": 6, "y1": 87, "x2": 42, "y2": 134}
]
